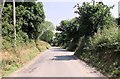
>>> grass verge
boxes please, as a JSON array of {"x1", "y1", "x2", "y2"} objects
[{"x1": 1, "y1": 40, "x2": 51, "y2": 76}]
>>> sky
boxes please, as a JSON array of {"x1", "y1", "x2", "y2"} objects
[{"x1": 38, "y1": 0, "x2": 120, "y2": 26}]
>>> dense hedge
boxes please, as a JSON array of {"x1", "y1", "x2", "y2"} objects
[
  {"x1": 54, "y1": 1, "x2": 120, "y2": 78},
  {"x1": 75, "y1": 26, "x2": 120, "y2": 78}
]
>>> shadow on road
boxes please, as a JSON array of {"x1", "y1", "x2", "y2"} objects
[
  {"x1": 51, "y1": 55, "x2": 78, "y2": 61},
  {"x1": 51, "y1": 47, "x2": 72, "y2": 53}
]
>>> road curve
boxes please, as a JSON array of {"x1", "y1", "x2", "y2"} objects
[{"x1": 8, "y1": 47, "x2": 104, "y2": 77}]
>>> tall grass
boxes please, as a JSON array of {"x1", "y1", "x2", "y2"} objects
[{"x1": 1, "y1": 41, "x2": 51, "y2": 76}]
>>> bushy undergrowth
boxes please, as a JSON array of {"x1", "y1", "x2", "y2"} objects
[
  {"x1": 90, "y1": 26, "x2": 119, "y2": 52},
  {"x1": 54, "y1": 1, "x2": 119, "y2": 78},
  {"x1": 75, "y1": 26, "x2": 120, "y2": 78},
  {"x1": 1, "y1": 1, "x2": 53, "y2": 77},
  {"x1": 1, "y1": 41, "x2": 51, "y2": 76}
]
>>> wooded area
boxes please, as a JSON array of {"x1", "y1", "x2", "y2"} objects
[
  {"x1": 54, "y1": 1, "x2": 120, "y2": 78},
  {"x1": 1, "y1": 1, "x2": 55, "y2": 76},
  {"x1": 0, "y1": 1, "x2": 120, "y2": 78}
]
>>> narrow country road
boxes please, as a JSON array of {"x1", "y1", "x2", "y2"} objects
[{"x1": 8, "y1": 47, "x2": 105, "y2": 77}]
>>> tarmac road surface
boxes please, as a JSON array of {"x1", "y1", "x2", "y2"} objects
[{"x1": 8, "y1": 47, "x2": 105, "y2": 77}]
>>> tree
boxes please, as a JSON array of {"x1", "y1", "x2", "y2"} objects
[
  {"x1": 56, "y1": 18, "x2": 80, "y2": 50},
  {"x1": 21, "y1": 2, "x2": 45, "y2": 41},
  {"x1": 74, "y1": 1, "x2": 116, "y2": 56},
  {"x1": 40, "y1": 21, "x2": 55, "y2": 43},
  {"x1": 2, "y1": 2, "x2": 46, "y2": 49},
  {"x1": 74, "y1": 2, "x2": 114, "y2": 37},
  {"x1": 55, "y1": 1, "x2": 115, "y2": 51}
]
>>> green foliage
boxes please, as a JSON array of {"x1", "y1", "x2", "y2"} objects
[
  {"x1": 74, "y1": 2, "x2": 115, "y2": 36},
  {"x1": 40, "y1": 30, "x2": 54, "y2": 43},
  {"x1": 53, "y1": 32, "x2": 63, "y2": 46},
  {"x1": 54, "y1": 1, "x2": 120, "y2": 78},
  {"x1": 55, "y1": 18, "x2": 79, "y2": 49},
  {"x1": 75, "y1": 25, "x2": 120, "y2": 78},
  {"x1": 74, "y1": 2, "x2": 120, "y2": 78},
  {"x1": 40, "y1": 21, "x2": 55, "y2": 43},
  {"x1": 55, "y1": 1, "x2": 115, "y2": 50},
  {"x1": 90, "y1": 26, "x2": 119, "y2": 52},
  {"x1": 21, "y1": 2, "x2": 45, "y2": 40},
  {"x1": 2, "y1": 2, "x2": 53, "y2": 76},
  {"x1": 2, "y1": 2, "x2": 46, "y2": 49}
]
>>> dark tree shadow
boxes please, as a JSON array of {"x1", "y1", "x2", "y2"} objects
[
  {"x1": 51, "y1": 55, "x2": 78, "y2": 61},
  {"x1": 51, "y1": 47, "x2": 72, "y2": 52}
]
